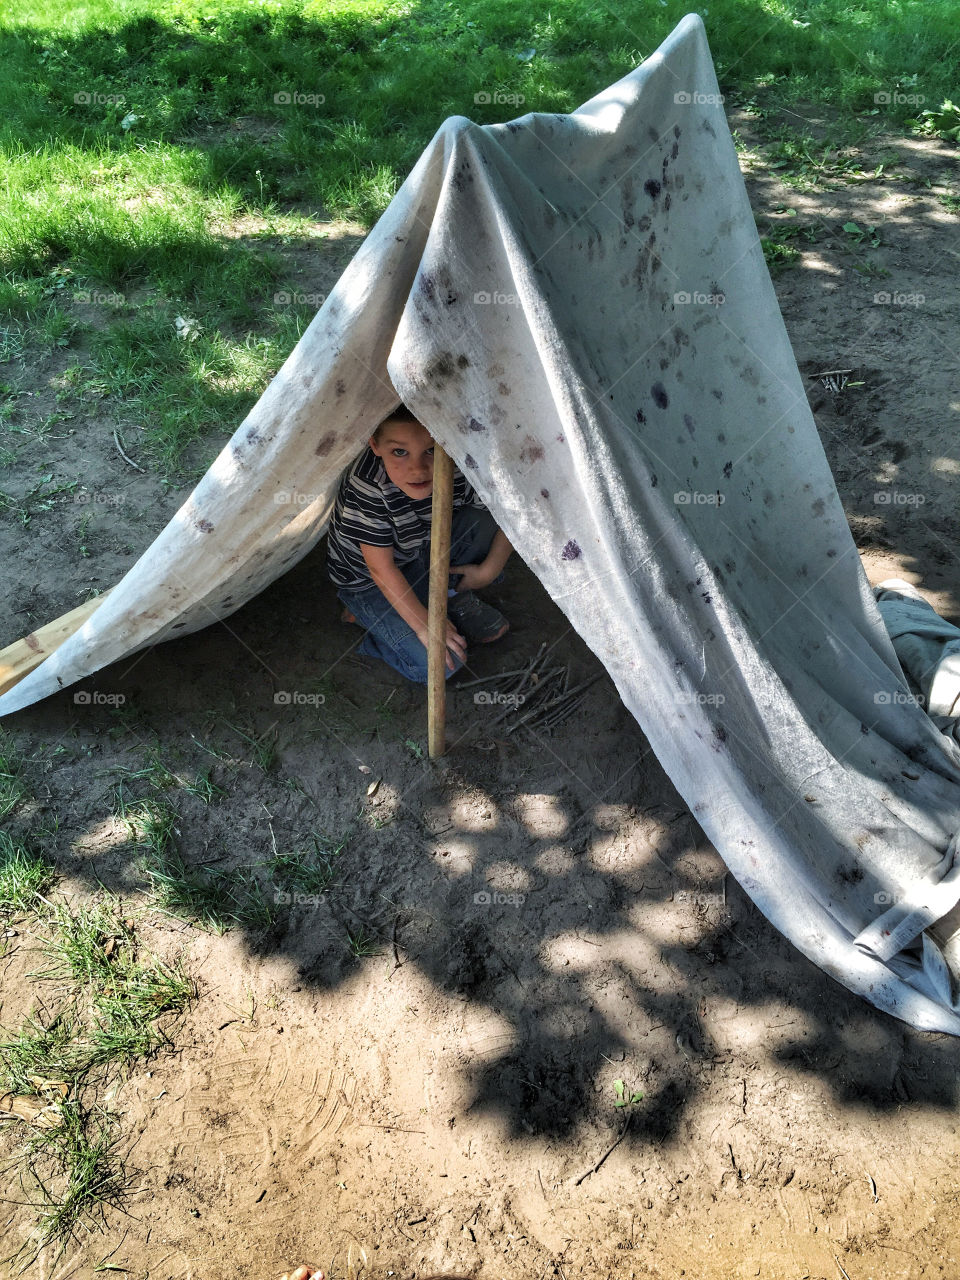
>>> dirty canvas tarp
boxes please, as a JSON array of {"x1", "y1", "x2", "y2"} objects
[{"x1": 5, "y1": 14, "x2": 960, "y2": 1032}]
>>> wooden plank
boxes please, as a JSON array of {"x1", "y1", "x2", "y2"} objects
[
  {"x1": 427, "y1": 447, "x2": 454, "y2": 757},
  {"x1": 0, "y1": 591, "x2": 112, "y2": 698}
]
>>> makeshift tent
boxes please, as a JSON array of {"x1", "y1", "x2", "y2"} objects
[{"x1": 5, "y1": 13, "x2": 960, "y2": 1033}]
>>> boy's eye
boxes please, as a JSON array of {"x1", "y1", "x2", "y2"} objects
[{"x1": 392, "y1": 448, "x2": 408, "y2": 457}]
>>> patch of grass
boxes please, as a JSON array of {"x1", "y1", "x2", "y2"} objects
[
  {"x1": 0, "y1": 831, "x2": 55, "y2": 917},
  {"x1": 11, "y1": 1099, "x2": 129, "y2": 1272},
  {"x1": 119, "y1": 795, "x2": 277, "y2": 934},
  {"x1": 0, "y1": 471, "x2": 79, "y2": 528},
  {"x1": 112, "y1": 747, "x2": 225, "y2": 803},
  {"x1": 758, "y1": 213, "x2": 822, "y2": 276},
  {"x1": 221, "y1": 717, "x2": 280, "y2": 772},
  {"x1": 113, "y1": 792, "x2": 177, "y2": 857},
  {"x1": 268, "y1": 829, "x2": 349, "y2": 896},
  {"x1": 0, "y1": 728, "x2": 31, "y2": 816},
  {"x1": 346, "y1": 923, "x2": 382, "y2": 958},
  {"x1": 30, "y1": 901, "x2": 193, "y2": 1067},
  {"x1": 0, "y1": 898, "x2": 192, "y2": 1270}
]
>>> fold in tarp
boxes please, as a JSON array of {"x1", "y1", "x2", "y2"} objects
[{"x1": 5, "y1": 14, "x2": 960, "y2": 1030}]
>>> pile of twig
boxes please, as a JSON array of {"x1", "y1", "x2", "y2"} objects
[{"x1": 455, "y1": 642, "x2": 601, "y2": 736}]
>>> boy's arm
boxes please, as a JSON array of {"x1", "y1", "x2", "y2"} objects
[
  {"x1": 359, "y1": 544, "x2": 466, "y2": 670},
  {"x1": 450, "y1": 528, "x2": 513, "y2": 591}
]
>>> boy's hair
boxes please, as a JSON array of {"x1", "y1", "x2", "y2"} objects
[{"x1": 372, "y1": 402, "x2": 420, "y2": 443}]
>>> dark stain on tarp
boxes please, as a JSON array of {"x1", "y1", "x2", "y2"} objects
[
  {"x1": 335, "y1": 378, "x2": 346, "y2": 395},
  {"x1": 621, "y1": 175, "x2": 636, "y2": 226},
  {"x1": 314, "y1": 433, "x2": 337, "y2": 457},
  {"x1": 636, "y1": 408, "x2": 646, "y2": 424},
  {"x1": 427, "y1": 352, "x2": 459, "y2": 386},
  {"x1": 652, "y1": 382, "x2": 669, "y2": 409},
  {"x1": 541, "y1": 488, "x2": 550, "y2": 499},
  {"x1": 561, "y1": 539, "x2": 582, "y2": 560},
  {"x1": 466, "y1": 416, "x2": 486, "y2": 433},
  {"x1": 722, "y1": 461, "x2": 733, "y2": 478},
  {"x1": 644, "y1": 178, "x2": 662, "y2": 199},
  {"x1": 464, "y1": 453, "x2": 477, "y2": 468},
  {"x1": 451, "y1": 160, "x2": 474, "y2": 192},
  {"x1": 195, "y1": 519, "x2": 214, "y2": 533},
  {"x1": 684, "y1": 414, "x2": 695, "y2": 437}
]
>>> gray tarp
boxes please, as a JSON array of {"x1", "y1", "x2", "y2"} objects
[{"x1": 5, "y1": 15, "x2": 960, "y2": 1031}]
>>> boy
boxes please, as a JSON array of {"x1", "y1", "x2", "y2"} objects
[{"x1": 326, "y1": 405, "x2": 513, "y2": 682}]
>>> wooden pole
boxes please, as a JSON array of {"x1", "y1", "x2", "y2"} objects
[
  {"x1": 0, "y1": 590, "x2": 113, "y2": 698},
  {"x1": 427, "y1": 445, "x2": 455, "y2": 757}
]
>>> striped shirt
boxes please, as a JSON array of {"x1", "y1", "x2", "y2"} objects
[{"x1": 326, "y1": 445, "x2": 487, "y2": 590}]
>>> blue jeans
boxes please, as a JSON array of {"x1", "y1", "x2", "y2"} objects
[{"x1": 336, "y1": 506, "x2": 504, "y2": 684}]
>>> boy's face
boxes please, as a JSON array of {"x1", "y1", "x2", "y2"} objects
[{"x1": 369, "y1": 417, "x2": 435, "y2": 499}]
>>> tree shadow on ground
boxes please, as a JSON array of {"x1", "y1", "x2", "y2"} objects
[{"x1": 6, "y1": 546, "x2": 960, "y2": 1154}]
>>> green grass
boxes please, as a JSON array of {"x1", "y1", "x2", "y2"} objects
[
  {"x1": 267, "y1": 829, "x2": 349, "y2": 896},
  {"x1": 0, "y1": 728, "x2": 31, "y2": 817},
  {"x1": 0, "y1": 832, "x2": 55, "y2": 916},
  {"x1": 0, "y1": 897, "x2": 192, "y2": 1270},
  {"x1": 346, "y1": 923, "x2": 382, "y2": 958},
  {"x1": 0, "y1": 0, "x2": 956, "y2": 475},
  {"x1": 11, "y1": 1100, "x2": 129, "y2": 1271}
]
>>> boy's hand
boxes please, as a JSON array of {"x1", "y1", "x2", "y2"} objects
[
  {"x1": 449, "y1": 562, "x2": 491, "y2": 591},
  {"x1": 415, "y1": 619, "x2": 467, "y2": 671}
]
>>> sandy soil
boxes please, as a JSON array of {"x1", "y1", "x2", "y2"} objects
[{"x1": 2, "y1": 107, "x2": 960, "y2": 1279}]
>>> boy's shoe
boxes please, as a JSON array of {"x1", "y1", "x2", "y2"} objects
[{"x1": 447, "y1": 590, "x2": 509, "y2": 643}]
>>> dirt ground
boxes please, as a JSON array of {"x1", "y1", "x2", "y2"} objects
[{"x1": 2, "y1": 105, "x2": 960, "y2": 1279}]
